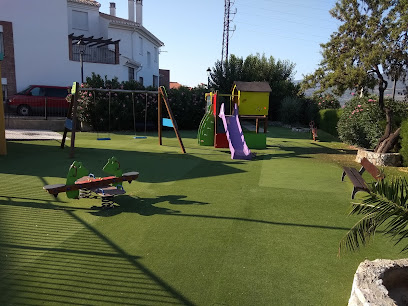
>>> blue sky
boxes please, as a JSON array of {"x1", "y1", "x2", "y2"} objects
[{"x1": 98, "y1": 0, "x2": 340, "y2": 87}]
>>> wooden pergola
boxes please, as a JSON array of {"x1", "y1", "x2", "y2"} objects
[{"x1": 68, "y1": 33, "x2": 120, "y2": 64}]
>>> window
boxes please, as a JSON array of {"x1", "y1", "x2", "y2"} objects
[
  {"x1": 46, "y1": 88, "x2": 69, "y2": 98},
  {"x1": 147, "y1": 51, "x2": 151, "y2": 68},
  {"x1": 128, "y1": 67, "x2": 135, "y2": 81},
  {"x1": 72, "y1": 10, "x2": 89, "y2": 30},
  {"x1": 139, "y1": 37, "x2": 143, "y2": 55},
  {"x1": 139, "y1": 77, "x2": 143, "y2": 85},
  {"x1": 30, "y1": 87, "x2": 45, "y2": 96},
  {"x1": 1, "y1": 80, "x2": 7, "y2": 102},
  {"x1": 153, "y1": 75, "x2": 158, "y2": 88},
  {"x1": 0, "y1": 25, "x2": 4, "y2": 57},
  {"x1": 154, "y1": 47, "x2": 158, "y2": 62}
]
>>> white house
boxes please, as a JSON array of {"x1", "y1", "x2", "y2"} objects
[{"x1": 0, "y1": 0, "x2": 163, "y2": 100}]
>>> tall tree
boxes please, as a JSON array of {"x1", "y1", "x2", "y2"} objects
[
  {"x1": 209, "y1": 53, "x2": 298, "y2": 119},
  {"x1": 302, "y1": 0, "x2": 408, "y2": 153}
]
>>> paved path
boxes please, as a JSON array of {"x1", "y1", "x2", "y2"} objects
[{"x1": 5, "y1": 129, "x2": 64, "y2": 140}]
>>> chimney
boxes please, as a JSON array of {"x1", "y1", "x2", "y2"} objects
[
  {"x1": 128, "y1": 0, "x2": 135, "y2": 22},
  {"x1": 110, "y1": 2, "x2": 116, "y2": 17},
  {"x1": 136, "y1": 0, "x2": 143, "y2": 25}
]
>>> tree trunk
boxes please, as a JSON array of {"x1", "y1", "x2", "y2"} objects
[
  {"x1": 374, "y1": 108, "x2": 393, "y2": 152},
  {"x1": 373, "y1": 70, "x2": 395, "y2": 153},
  {"x1": 375, "y1": 127, "x2": 400, "y2": 153}
]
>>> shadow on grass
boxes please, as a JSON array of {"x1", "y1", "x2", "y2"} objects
[
  {"x1": 256, "y1": 142, "x2": 356, "y2": 161},
  {"x1": 0, "y1": 197, "x2": 195, "y2": 305},
  {"x1": 90, "y1": 195, "x2": 209, "y2": 217},
  {"x1": 267, "y1": 127, "x2": 340, "y2": 143},
  {"x1": 0, "y1": 194, "x2": 351, "y2": 233},
  {"x1": 1, "y1": 142, "x2": 245, "y2": 183},
  {"x1": 0, "y1": 182, "x2": 358, "y2": 304}
]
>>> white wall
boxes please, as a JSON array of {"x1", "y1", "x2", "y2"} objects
[
  {"x1": 107, "y1": 26, "x2": 160, "y2": 87},
  {"x1": 67, "y1": 3, "x2": 100, "y2": 37},
  {"x1": 0, "y1": 0, "x2": 74, "y2": 91},
  {"x1": 0, "y1": 0, "x2": 161, "y2": 90},
  {"x1": 140, "y1": 35, "x2": 160, "y2": 86}
]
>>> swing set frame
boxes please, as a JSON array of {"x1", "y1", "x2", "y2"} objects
[{"x1": 61, "y1": 82, "x2": 186, "y2": 157}]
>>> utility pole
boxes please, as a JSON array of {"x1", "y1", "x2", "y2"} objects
[{"x1": 221, "y1": 0, "x2": 236, "y2": 70}]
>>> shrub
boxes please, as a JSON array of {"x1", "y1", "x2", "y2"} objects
[
  {"x1": 337, "y1": 96, "x2": 408, "y2": 149},
  {"x1": 312, "y1": 93, "x2": 341, "y2": 109},
  {"x1": 166, "y1": 86, "x2": 207, "y2": 130},
  {"x1": 300, "y1": 97, "x2": 319, "y2": 125},
  {"x1": 400, "y1": 119, "x2": 408, "y2": 166},
  {"x1": 279, "y1": 96, "x2": 302, "y2": 125},
  {"x1": 278, "y1": 96, "x2": 319, "y2": 126},
  {"x1": 73, "y1": 73, "x2": 207, "y2": 131},
  {"x1": 317, "y1": 109, "x2": 343, "y2": 137}
]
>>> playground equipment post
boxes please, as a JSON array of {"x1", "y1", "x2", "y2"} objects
[{"x1": 0, "y1": 52, "x2": 6, "y2": 155}]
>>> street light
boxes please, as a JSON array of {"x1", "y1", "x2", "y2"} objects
[
  {"x1": 77, "y1": 40, "x2": 86, "y2": 84},
  {"x1": 206, "y1": 67, "x2": 211, "y2": 90}
]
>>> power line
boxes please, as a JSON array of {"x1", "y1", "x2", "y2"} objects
[
  {"x1": 233, "y1": 24, "x2": 327, "y2": 44},
  {"x1": 236, "y1": 2, "x2": 341, "y2": 27},
  {"x1": 236, "y1": 21, "x2": 333, "y2": 39},
  {"x1": 238, "y1": 0, "x2": 335, "y2": 13}
]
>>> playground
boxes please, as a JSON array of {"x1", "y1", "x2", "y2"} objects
[{"x1": 0, "y1": 127, "x2": 407, "y2": 305}]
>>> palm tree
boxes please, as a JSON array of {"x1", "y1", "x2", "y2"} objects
[{"x1": 339, "y1": 177, "x2": 408, "y2": 255}]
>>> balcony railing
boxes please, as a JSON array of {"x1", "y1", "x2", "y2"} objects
[
  {"x1": 71, "y1": 45, "x2": 116, "y2": 65},
  {"x1": 69, "y1": 34, "x2": 120, "y2": 65}
]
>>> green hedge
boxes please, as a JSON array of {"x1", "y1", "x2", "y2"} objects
[
  {"x1": 317, "y1": 109, "x2": 343, "y2": 137},
  {"x1": 400, "y1": 119, "x2": 408, "y2": 166},
  {"x1": 279, "y1": 96, "x2": 319, "y2": 126},
  {"x1": 78, "y1": 74, "x2": 207, "y2": 131}
]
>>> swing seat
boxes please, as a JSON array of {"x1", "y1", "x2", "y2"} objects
[
  {"x1": 134, "y1": 136, "x2": 147, "y2": 139},
  {"x1": 97, "y1": 137, "x2": 111, "y2": 141},
  {"x1": 162, "y1": 118, "x2": 174, "y2": 127}
]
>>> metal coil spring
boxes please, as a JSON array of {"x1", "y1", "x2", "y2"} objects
[
  {"x1": 101, "y1": 196, "x2": 116, "y2": 209},
  {"x1": 79, "y1": 189, "x2": 92, "y2": 199}
]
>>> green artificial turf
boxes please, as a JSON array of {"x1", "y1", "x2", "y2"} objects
[{"x1": 0, "y1": 128, "x2": 407, "y2": 305}]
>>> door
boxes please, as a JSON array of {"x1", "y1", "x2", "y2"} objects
[{"x1": 45, "y1": 87, "x2": 69, "y2": 115}]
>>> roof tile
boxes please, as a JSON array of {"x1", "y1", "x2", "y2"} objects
[
  {"x1": 68, "y1": 0, "x2": 101, "y2": 7},
  {"x1": 233, "y1": 81, "x2": 272, "y2": 92}
]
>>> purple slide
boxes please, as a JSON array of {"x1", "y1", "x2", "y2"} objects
[{"x1": 219, "y1": 103, "x2": 252, "y2": 160}]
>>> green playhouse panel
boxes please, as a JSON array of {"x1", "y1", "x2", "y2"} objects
[{"x1": 243, "y1": 131, "x2": 266, "y2": 149}]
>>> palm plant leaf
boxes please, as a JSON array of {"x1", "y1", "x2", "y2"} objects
[{"x1": 339, "y1": 177, "x2": 408, "y2": 255}]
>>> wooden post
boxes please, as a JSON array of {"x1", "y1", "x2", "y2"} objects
[
  {"x1": 0, "y1": 59, "x2": 6, "y2": 155},
  {"x1": 69, "y1": 83, "x2": 79, "y2": 158},
  {"x1": 256, "y1": 118, "x2": 259, "y2": 134},
  {"x1": 68, "y1": 36, "x2": 73, "y2": 61},
  {"x1": 61, "y1": 82, "x2": 79, "y2": 158},
  {"x1": 158, "y1": 88, "x2": 162, "y2": 145},
  {"x1": 264, "y1": 116, "x2": 268, "y2": 133},
  {"x1": 115, "y1": 42, "x2": 120, "y2": 65},
  {"x1": 158, "y1": 87, "x2": 186, "y2": 153},
  {"x1": 61, "y1": 82, "x2": 76, "y2": 149}
]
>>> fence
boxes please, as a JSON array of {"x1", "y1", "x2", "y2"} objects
[{"x1": 5, "y1": 95, "x2": 69, "y2": 119}]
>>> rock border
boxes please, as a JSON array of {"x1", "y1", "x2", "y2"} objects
[
  {"x1": 355, "y1": 148, "x2": 401, "y2": 167},
  {"x1": 348, "y1": 258, "x2": 408, "y2": 306}
]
